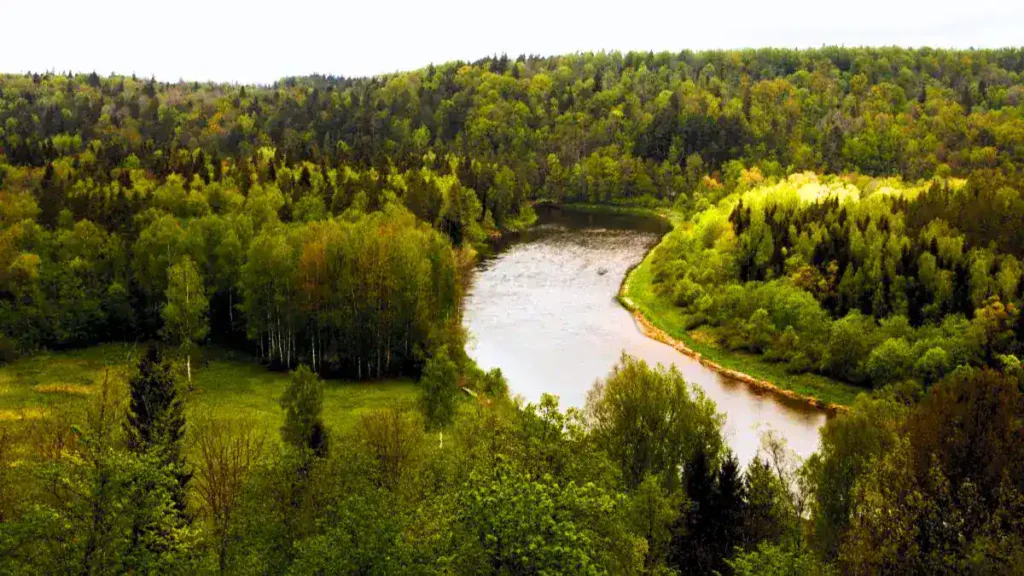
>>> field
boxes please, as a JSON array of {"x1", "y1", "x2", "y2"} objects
[
  {"x1": 622, "y1": 242, "x2": 864, "y2": 408},
  {"x1": 0, "y1": 343, "x2": 420, "y2": 441}
]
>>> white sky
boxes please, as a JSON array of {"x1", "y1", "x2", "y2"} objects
[{"x1": 2, "y1": 0, "x2": 1022, "y2": 84}]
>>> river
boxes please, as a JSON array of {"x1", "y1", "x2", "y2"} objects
[{"x1": 463, "y1": 205, "x2": 827, "y2": 466}]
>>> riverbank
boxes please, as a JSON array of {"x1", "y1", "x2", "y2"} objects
[
  {"x1": 501, "y1": 200, "x2": 859, "y2": 411},
  {"x1": 618, "y1": 228, "x2": 860, "y2": 413}
]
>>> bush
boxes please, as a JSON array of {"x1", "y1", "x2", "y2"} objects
[{"x1": 865, "y1": 338, "x2": 914, "y2": 387}]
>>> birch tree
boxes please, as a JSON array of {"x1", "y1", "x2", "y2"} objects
[{"x1": 162, "y1": 256, "x2": 209, "y2": 386}]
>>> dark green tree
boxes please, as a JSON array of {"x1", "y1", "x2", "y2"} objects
[
  {"x1": 280, "y1": 364, "x2": 328, "y2": 457},
  {"x1": 125, "y1": 344, "x2": 190, "y2": 512},
  {"x1": 419, "y1": 346, "x2": 459, "y2": 445}
]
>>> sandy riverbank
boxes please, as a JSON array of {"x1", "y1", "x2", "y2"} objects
[{"x1": 619, "y1": 291, "x2": 849, "y2": 415}]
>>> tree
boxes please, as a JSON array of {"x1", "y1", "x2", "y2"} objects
[
  {"x1": 839, "y1": 369, "x2": 1024, "y2": 573},
  {"x1": 586, "y1": 353, "x2": 724, "y2": 491},
  {"x1": 804, "y1": 395, "x2": 905, "y2": 559},
  {"x1": 729, "y1": 542, "x2": 835, "y2": 576},
  {"x1": 669, "y1": 443, "x2": 719, "y2": 574},
  {"x1": 864, "y1": 337, "x2": 913, "y2": 387},
  {"x1": 126, "y1": 344, "x2": 191, "y2": 513},
  {"x1": 9, "y1": 445, "x2": 201, "y2": 574},
  {"x1": 821, "y1": 312, "x2": 876, "y2": 383},
  {"x1": 743, "y1": 456, "x2": 797, "y2": 548},
  {"x1": 212, "y1": 228, "x2": 245, "y2": 330},
  {"x1": 359, "y1": 408, "x2": 422, "y2": 490},
  {"x1": 627, "y1": 474, "x2": 681, "y2": 571},
  {"x1": 191, "y1": 416, "x2": 267, "y2": 573},
  {"x1": 419, "y1": 345, "x2": 459, "y2": 446},
  {"x1": 913, "y1": 347, "x2": 952, "y2": 386},
  {"x1": 161, "y1": 256, "x2": 209, "y2": 386},
  {"x1": 712, "y1": 452, "x2": 749, "y2": 565},
  {"x1": 280, "y1": 365, "x2": 328, "y2": 457},
  {"x1": 459, "y1": 461, "x2": 641, "y2": 574}
]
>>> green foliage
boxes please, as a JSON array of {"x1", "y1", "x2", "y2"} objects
[
  {"x1": 864, "y1": 337, "x2": 913, "y2": 386},
  {"x1": 126, "y1": 344, "x2": 190, "y2": 511},
  {"x1": 7, "y1": 448, "x2": 203, "y2": 574},
  {"x1": 743, "y1": 456, "x2": 799, "y2": 548},
  {"x1": 280, "y1": 365, "x2": 327, "y2": 456},
  {"x1": 626, "y1": 474, "x2": 681, "y2": 570},
  {"x1": 728, "y1": 542, "x2": 835, "y2": 576},
  {"x1": 803, "y1": 395, "x2": 906, "y2": 559},
  {"x1": 358, "y1": 407, "x2": 423, "y2": 490},
  {"x1": 459, "y1": 460, "x2": 636, "y2": 575},
  {"x1": 586, "y1": 353, "x2": 724, "y2": 491},
  {"x1": 804, "y1": 369, "x2": 1024, "y2": 573},
  {"x1": 237, "y1": 205, "x2": 460, "y2": 378},
  {"x1": 669, "y1": 447, "x2": 755, "y2": 574},
  {"x1": 161, "y1": 256, "x2": 208, "y2": 383},
  {"x1": 2, "y1": 374, "x2": 201, "y2": 574},
  {"x1": 419, "y1": 345, "x2": 458, "y2": 430},
  {"x1": 481, "y1": 367, "x2": 508, "y2": 398},
  {"x1": 649, "y1": 172, "x2": 1024, "y2": 390},
  {"x1": 289, "y1": 491, "x2": 417, "y2": 575},
  {"x1": 4, "y1": 47, "x2": 1024, "y2": 574}
]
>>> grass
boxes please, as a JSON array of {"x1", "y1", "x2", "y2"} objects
[
  {"x1": 621, "y1": 231, "x2": 864, "y2": 408},
  {"x1": 0, "y1": 343, "x2": 420, "y2": 440}
]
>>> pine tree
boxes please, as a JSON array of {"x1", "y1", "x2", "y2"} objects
[
  {"x1": 670, "y1": 445, "x2": 718, "y2": 574},
  {"x1": 712, "y1": 453, "x2": 748, "y2": 565},
  {"x1": 38, "y1": 163, "x2": 63, "y2": 229},
  {"x1": 126, "y1": 344, "x2": 191, "y2": 512}
]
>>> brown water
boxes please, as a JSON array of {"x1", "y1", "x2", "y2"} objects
[{"x1": 463, "y1": 206, "x2": 827, "y2": 466}]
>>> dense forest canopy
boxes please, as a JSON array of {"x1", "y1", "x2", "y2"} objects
[
  {"x1": 649, "y1": 172, "x2": 1024, "y2": 387},
  {"x1": 1, "y1": 46, "x2": 1024, "y2": 574},
  {"x1": 3, "y1": 47, "x2": 1024, "y2": 362}
]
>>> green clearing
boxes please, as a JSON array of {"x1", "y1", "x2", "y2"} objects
[
  {"x1": 0, "y1": 343, "x2": 420, "y2": 440},
  {"x1": 621, "y1": 238, "x2": 864, "y2": 408}
]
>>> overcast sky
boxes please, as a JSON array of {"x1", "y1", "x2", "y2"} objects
[{"x1": 2, "y1": 0, "x2": 1022, "y2": 84}]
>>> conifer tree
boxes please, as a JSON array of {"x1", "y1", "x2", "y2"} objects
[{"x1": 126, "y1": 344, "x2": 191, "y2": 511}]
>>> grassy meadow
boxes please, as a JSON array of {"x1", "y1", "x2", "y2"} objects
[{"x1": 0, "y1": 343, "x2": 420, "y2": 442}]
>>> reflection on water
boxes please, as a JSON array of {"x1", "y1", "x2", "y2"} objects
[{"x1": 463, "y1": 206, "x2": 827, "y2": 465}]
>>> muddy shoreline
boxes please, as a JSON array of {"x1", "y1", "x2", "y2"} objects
[{"x1": 614, "y1": 289, "x2": 847, "y2": 414}]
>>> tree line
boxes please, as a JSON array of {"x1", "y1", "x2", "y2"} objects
[
  {"x1": 0, "y1": 157, "x2": 468, "y2": 377},
  {"x1": 4, "y1": 47, "x2": 1024, "y2": 365},
  {"x1": 5, "y1": 46, "x2": 1024, "y2": 213}
]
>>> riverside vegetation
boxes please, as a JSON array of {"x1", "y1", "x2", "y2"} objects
[{"x1": 1, "y1": 47, "x2": 1024, "y2": 573}]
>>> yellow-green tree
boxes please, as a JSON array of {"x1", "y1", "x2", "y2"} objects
[{"x1": 162, "y1": 256, "x2": 209, "y2": 386}]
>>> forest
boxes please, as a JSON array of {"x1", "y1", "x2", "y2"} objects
[
  {"x1": 648, "y1": 171, "x2": 1024, "y2": 389},
  {"x1": 1, "y1": 46, "x2": 1024, "y2": 574}
]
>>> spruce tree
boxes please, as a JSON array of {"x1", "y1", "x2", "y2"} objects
[
  {"x1": 38, "y1": 162, "x2": 63, "y2": 229},
  {"x1": 126, "y1": 344, "x2": 191, "y2": 511},
  {"x1": 712, "y1": 453, "x2": 748, "y2": 567},
  {"x1": 670, "y1": 445, "x2": 718, "y2": 573}
]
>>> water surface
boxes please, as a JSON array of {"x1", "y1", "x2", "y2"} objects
[{"x1": 464, "y1": 206, "x2": 827, "y2": 465}]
